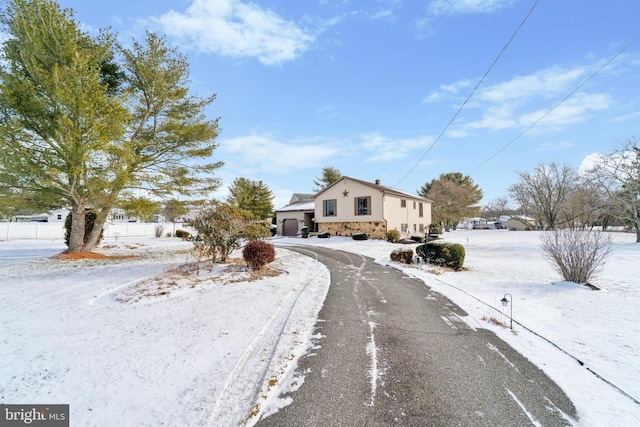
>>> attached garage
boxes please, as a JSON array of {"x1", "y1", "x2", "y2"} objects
[
  {"x1": 282, "y1": 219, "x2": 299, "y2": 236},
  {"x1": 275, "y1": 197, "x2": 316, "y2": 236}
]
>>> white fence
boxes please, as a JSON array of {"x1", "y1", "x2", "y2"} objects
[{"x1": 0, "y1": 222, "x2": 190, "y2": 241}]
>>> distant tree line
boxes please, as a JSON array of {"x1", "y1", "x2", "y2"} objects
[{"x1": 499, "y1": 138, "x2": 640, "y2": 242}]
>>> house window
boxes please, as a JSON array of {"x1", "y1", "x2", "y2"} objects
[
  {"x1": 355, "y1": 196, "x2": 371, "y2": 216},
  {"x1": 419, "y1": 202, "x2": 423, "y2": 218},
  {"x1": 323, "y1": 199, "x2": 336, "y2": 217},
  {"x1": 419, "y1": 224, "x2": 425, "y2": 232},
  {"x1": 57, "y1": 214, "x2": 62, "y2": 220},
  {"x1": 413, "y1": 201, "x2": 416, "y2": 209},
  {"x1": 401, "y1": 223, "x2": 408, "y2": 233},
  {"x1": 413, "y1": 224, "x2": 417, "y2": 232},
  {"x1": 401, "y1": 199, "x2": 406, "y2": 208}
]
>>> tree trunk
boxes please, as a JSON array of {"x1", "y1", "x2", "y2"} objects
[
  {"x1": 82, "y1": 207, "x2": 110, "y2": 253},
  {"x1": 66, "y1": 205, "x2": 86, "y2": 253}
]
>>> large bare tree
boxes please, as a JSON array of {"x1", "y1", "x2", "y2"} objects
[
  {"x1": 508, "y1": 163, "x2": 576, "y2": 229},
  {"x1": 419, "y1": 172, "x2": 483, "y2": 231},
  {"x1": 583, "y1": 138, "x2": 640, "y2": 242}
]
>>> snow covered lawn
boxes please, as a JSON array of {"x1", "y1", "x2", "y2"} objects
[
  {"x1": 1, "y1": 230, "x2": 639, "y2": 426},
  {"x1": 0, "y1": 238, "x2": 329, "y2": 426}
]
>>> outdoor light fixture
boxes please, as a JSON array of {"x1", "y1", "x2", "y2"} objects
[{"x1": 500, "y1": 293, "x2": 513, "y2": 330}]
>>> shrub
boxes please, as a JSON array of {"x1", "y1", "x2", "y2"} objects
[
  {"x1": 64, "y1": 210, "x2": 103, "y2": 247},
  {"x1": 429, "y1": 223, "x2": 442, "y2": 236},
  {"x1": 175, "y1": 229, "x2": 191, "y2": 240},
  {"x1": 352, "y1": 232, "x2": 368, "y2": 241},
  {"x1": 416, "y1": 242, "x2": 465, "y2": 270},
  {"x1": 154, "y1": 225, "x2": 165, "y2": 238},
  {"x1": 390, "y1": 248, "x2": 414, "y2": 264},
  {"x1": 243, "y1": 240, "x2": 276, "y2": 271},
  {"x1": 386, "y1": 229, "x2": 401, "y2": 242},
  {"x1": 188, "y1": 202, "x2": 254, "y2": 263},
  {"x1": 410, "y1": 235, "x2": 424, "y2": 243},
  {"x1": 244, "y1": 222, "x2": 272, "y2": 240},
  {"x1": 540, "y1": 229, "x2": 612, "y2": 285}
]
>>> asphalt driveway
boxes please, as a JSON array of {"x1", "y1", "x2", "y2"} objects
[{"x1": 256, "y1": 246, "x2": 577, "y2": 426}]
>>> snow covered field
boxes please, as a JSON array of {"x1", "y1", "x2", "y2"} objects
[{"x1": 1, "y1": 230, "x2": 638, "y2": 426}]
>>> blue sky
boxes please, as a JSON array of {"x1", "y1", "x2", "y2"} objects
[{"x1": 57, "y1": 0, "x2": 640, "y2": 210}]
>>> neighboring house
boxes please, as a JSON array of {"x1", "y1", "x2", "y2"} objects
[
  {"x1": 12, "y1": 207, "x2": 70, "y2": 223},
  {"x1": 108, "y1": 208, "x2": 139, "y2": 223},
  {"x1": 275, "y1": 194, "x2": 315, "y2": 236},
  {"x1": 313, "y1": 176, "x2": 432, "y2": 239},
  {"x1": 48, "y1": 208, "x2": 70, "y2": 222},
  {"x1": 458, "y1": 217, "x2": 488, "y2": 230},
  {"x1": 507, "y1": 215, "x2": 536, "y2": 231}
]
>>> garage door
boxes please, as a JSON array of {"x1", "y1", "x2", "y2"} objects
[{"x1": 282, "y1": 219, "x2": 299, "y2": 236}]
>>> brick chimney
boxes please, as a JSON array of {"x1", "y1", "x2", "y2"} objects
[{"x1": 375, "y1": 179, "x2": 380, "y2": 185}]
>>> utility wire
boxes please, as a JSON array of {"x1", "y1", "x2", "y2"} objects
[
  {"x1": 468, "y1": 32, "x2": 640, "y2": 174},
  {"x1": 394, "y1": 0, "x2": 541, "y2": 187}
]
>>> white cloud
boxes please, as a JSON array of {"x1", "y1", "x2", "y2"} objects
[
  {"x1": 423, "y1": 78, "x2": 476, "y2": 103},
  {"x1": 221, "y1": 134, "x2": 340, "y2": 173},
  {"x1": 428, "y1": 0, "x2": 519, "y2": 16},
  {"x1": 429, "y1": 62, "x2": 615, "y2": 134},
  {"x1": 357, "y1": 132, "x2": 434, "y2": 163},
  {"x1": 536, "y1": 140, "x2": 575, "y2": 152},
  {"x1": 577, "y1": 152, "x2": 603, "y2": 175},
  {"x1": 517, "y1": 93, "x2": 612, "y2": 130},
  {"x1": 154, "y1": 0, "x2": 314, "y2": 65},
  {"x1": 477, "y1": 66, "x2": 589, "y2": 105}
]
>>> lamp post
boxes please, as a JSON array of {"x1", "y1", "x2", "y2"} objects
[
  {"x1": 500, "y1": 293, "x2": 513, "y2": 329},
  {"x1": 423, "y1": 229, "x2": 429, "y2": 264}
]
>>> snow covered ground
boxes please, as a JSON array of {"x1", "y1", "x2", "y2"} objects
[{"x1": 0, "y1": 230, "x2": 638, "y2": 426}]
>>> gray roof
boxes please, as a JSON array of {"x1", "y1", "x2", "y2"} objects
[{"x1": 276, "y1": 200, "x2": 315, "y2": 212}]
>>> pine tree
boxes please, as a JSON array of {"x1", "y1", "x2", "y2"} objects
[
  {"x1": 227, "y1": 178, "x2": 274, "y2": 220},
  {"x1": 313, "y1": 166, "x2": 341, "y2": 192},
  {"x1": 0, "y1": 0, "x2": 222, "y2": 253}
]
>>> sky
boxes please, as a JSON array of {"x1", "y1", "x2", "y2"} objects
[{"x1": 54, "y1": 0, "x2": 640, "y2": 210}]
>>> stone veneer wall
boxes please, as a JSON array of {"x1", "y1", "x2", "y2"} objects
[{"x1": 318, "y1": 221, "x2": 387, "y2": 239}]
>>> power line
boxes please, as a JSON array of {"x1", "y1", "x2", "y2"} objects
[
  {"x1": 394, "y1": 0, "x2": 541, "y2": 187},
  {"x1": 468, "y1": 32, "x2": 640, "y2": 174}
]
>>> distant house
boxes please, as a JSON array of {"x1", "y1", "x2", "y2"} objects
[
  {"x1": 313, "y1": 176, "x2": 432, "y2": 239},
  {"x1": 12, "y1": 207, "x2": 70, "y2": 223},
  {"x1": 48, "y1": 208, "x2": 70, "y2": 223},
  {"x1": 507, "y1": 215, "x2": 536, "y2": 231},
  {"x1": 275, "y1": 194, "x2": 315, "y2": 236},
  {"x1": 458, "y1": 217, "x2": 488, "y2": 230}
]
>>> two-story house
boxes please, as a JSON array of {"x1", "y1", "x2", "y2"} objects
[{"x1": 314, "y1": 176, "x2": 432, "y2": 239}]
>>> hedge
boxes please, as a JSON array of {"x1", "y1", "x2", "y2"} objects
[{"x1": 416, "y1": 241, "x2": 465, "y2": 270}]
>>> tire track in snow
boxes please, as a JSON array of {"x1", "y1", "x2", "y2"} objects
[{"x1": 208, "y1": 249, "x2": 328, "y2": 426}]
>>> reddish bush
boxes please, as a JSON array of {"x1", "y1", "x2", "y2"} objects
[{"x1": 243, "y1": 240, "x2": 276, "y2": 270}]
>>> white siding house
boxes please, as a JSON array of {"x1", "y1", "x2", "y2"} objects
[{"x1": 313, "y1": 176, "x2": 432, "y2": 239}]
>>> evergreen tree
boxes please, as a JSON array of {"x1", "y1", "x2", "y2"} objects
[
  {"x1": 313, "y1": 166, "x2": 342, "y2": 192},
  {"x1": 162, "y1": 199, "x2": 190, "y2": 223},
  {"x1": 0, "y1": 0, "x2": 222, "y2": 253},
  {"x1": 226, "y1": 178, "x2": 274, "y2": 220}
]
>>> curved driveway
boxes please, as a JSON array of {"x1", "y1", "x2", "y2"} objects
[{"x1": 257, "y1": 246, "x2": 577, "y2": 426}]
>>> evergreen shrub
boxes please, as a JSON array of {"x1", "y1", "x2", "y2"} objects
[
  {"x1": 416, "y1": 242, "x2": 465, "y2": 270},
  {"x1": 64, "y1": 210, "x2": 104, "y2": 247},
  {"x1": 429, "y1": 223, "x2": 442, "y2": 236},
  {"x1": 175, "y1": 229, "x2": 191, "y2": 239},
  {"x1": 386, "y1": 229, "x2": 401, "y2": 243}
]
